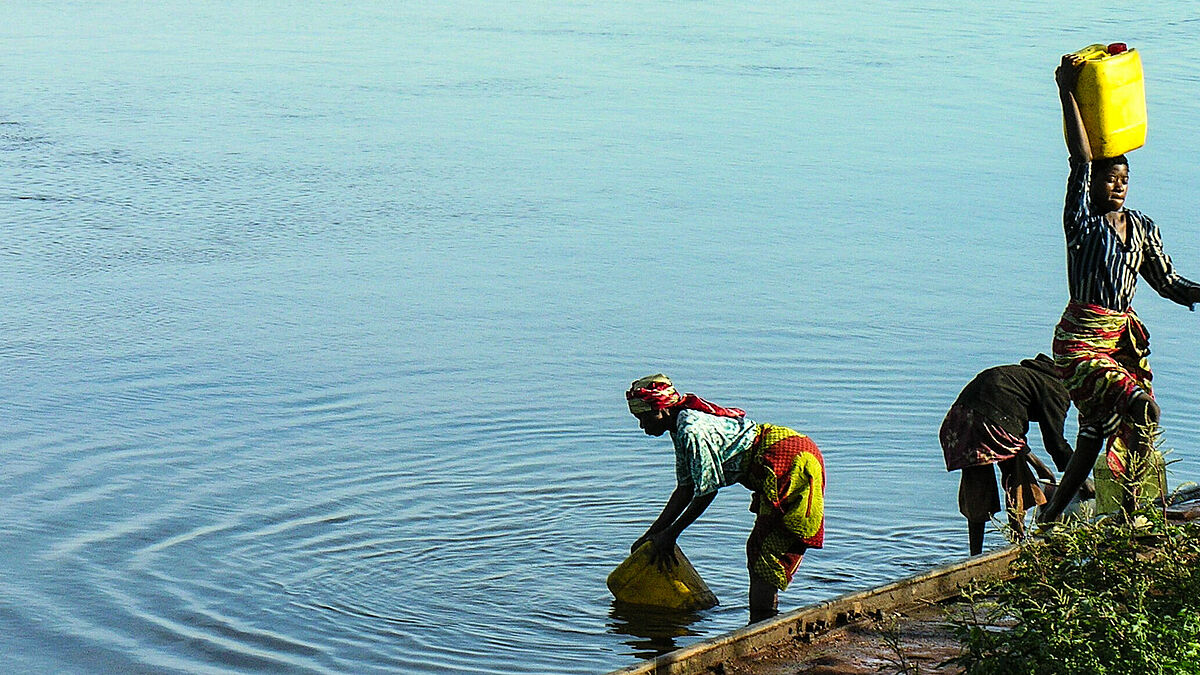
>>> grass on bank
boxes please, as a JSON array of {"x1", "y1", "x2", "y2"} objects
[{"x1": 945, "y1": 508, "x2": 1200, "y2": 674}]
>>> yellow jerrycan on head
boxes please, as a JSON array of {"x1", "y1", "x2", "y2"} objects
[
  {"x1": 1069, "y1": 43, "x2": 1147, "y2": 159},
  {"x1": 606, "y1": 542, "x2": 718, "y2": 611}
]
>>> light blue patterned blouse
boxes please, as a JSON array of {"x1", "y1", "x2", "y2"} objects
[{"x1": 671, "y1": 409, "x2": 759, "y2": 497}]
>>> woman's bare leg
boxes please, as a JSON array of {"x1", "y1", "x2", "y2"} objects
[{"x1": 748, "y1": 575, "x2": 778, "y2": 624}]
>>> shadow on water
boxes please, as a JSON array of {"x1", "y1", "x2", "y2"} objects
[{"x1": 605, "y1": 601, "x2": 712, "y2": 659}]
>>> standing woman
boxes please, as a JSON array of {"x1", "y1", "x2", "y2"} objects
[
  {"x1": 1040, "y1": 54, "x2": 1200, "y2": 522},
  {"x1": 625, "y1": 374, "x2": 825, "y2": 623}
]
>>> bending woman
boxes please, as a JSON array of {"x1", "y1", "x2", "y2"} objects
[{"x1": 625, "y1": 374, "x2": 825, "y2": 623}]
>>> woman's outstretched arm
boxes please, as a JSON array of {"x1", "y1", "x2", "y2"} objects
[{"x1": 1057, "y1": 54, "x2": 1091, "y2": 164}]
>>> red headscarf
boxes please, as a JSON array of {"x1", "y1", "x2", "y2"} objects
[{"x1": 626, "y1": 374, "x2": 745, "y2": 418}]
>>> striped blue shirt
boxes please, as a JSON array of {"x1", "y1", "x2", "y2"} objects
[{"x1": 1064, "y1": 158, "x2": 1199, "y2": 312}]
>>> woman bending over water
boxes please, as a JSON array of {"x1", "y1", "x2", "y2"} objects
[{"x1": 625, "y1": 374, "x2": 825, "y2": 623}]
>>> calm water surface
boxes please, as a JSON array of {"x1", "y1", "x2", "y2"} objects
[{"x1": 4, "y1": 2, "x2": 1200, "y2": 673}]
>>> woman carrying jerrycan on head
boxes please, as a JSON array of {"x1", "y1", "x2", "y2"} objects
[
  {"x1": 624, "y1": 374, "x2": 825, "y2": 623},
  {"x1": 1039, "y1": 48, "x2": 1200, "y2": 523}
]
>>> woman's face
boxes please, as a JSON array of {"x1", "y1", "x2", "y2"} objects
[
  {"x1": 635, "y1": 410, "x2": 672, "y2": 436},
  {"x1": 1091, "y1": 163, "x2": 1129, "y2": 213}
]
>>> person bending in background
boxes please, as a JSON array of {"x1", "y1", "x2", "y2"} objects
[
  {"x1": 940, "y1": 354, "x2": 1078, "y2": 555},
  {"x1": 625, "y1": 374, "x2": 824, "y2": 623},
  {"x1": 1039, "y1": 54, "x2": 1200, "y2": 523}
]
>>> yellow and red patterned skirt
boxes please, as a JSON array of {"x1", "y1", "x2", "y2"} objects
[
  {"x1": 1053, "y1": 301, "x2": 1155, "y2": 472},
  {"x1": 741, "y1": 424, "x2": 825, "y2": 590}
]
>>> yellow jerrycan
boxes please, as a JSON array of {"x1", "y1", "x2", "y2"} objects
[
  {"x1": 1069, "y1": 43, "x2": 1147, "y2": 159},
  {"x1": 606, "y1": 542, "x2": 718, "y2": 611},
  {"x1": 1092, "y1": 442, "x2": 1165, "y2": 515}
]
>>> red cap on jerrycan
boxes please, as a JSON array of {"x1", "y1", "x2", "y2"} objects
[{"x1": 1107, "y1": 42, "x2": 1128, "y2": 54}]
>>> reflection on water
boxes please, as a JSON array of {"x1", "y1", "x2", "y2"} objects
[{"x1": 607, "y1": 602, "x2": 712, "y2": 659}]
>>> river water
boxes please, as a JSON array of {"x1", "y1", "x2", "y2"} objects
[{"x1": 4, "y1": 2, "x2": 1200, "y2": 673}]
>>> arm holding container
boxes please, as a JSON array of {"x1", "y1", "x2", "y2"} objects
[{"x1": 1057, "y1": 54, "x2": 1091, "y2": 164}]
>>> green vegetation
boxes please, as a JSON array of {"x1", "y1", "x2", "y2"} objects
[{"x1": 947, "y1": 510, "x2": 1200, "y2": 674}]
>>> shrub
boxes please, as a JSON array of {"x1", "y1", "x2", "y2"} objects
[{"x1": 947, "y1": 511, "x2": 1200, "y2": 674}]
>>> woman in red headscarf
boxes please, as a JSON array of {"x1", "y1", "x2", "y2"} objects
[{"x1": 626, "y1": 374, "x2": 825, "y2": 623}]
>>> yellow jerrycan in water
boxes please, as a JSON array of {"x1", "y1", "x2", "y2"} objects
[
  {"x1": 1069, "y1": 43, "x2": 1147, "y2": 159},
  {"x1": 606, "y1": 542, "x2": 718, "y2": 611}
]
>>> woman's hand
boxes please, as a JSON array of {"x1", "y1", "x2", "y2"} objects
[
  {"x1": 1056, "y1": 53, "x2": 1084, "y2": 91},
  {"x1": 1186, "y1": 285, "x2": 1200, "y2": 309},
  {"x1": 646, "y1": 531, "x2": 679, "y2": 570},
  {"x1": 1080, "y1": 478, "x2": 1096, "y2": 501},
  {"x1": 630, "y1": 533, "x2": 652, "y2": 554}
]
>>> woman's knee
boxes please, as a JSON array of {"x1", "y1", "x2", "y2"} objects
[{"x1": 1131, "y1": 394, "x2": 1160, "y2": 425}]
